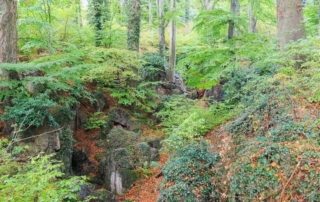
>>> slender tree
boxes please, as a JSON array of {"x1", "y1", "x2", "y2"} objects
[
  {"x1": 93, "y1": 0, "x2": 104, "y2": 47},
  {"x1": 149, "y1": 0, "x2": 153, "y2": 37},
  {"x1": 277, "y1": 0, "x2": 306, "y2": 50},
  {"x1": 127, "y1": 0, "x2": 141, "y2": 52},
  {"x1": 204, "y1": 0, "x2": 211, "y2": 10},
  {"x1": 157, "y1": 0, "x2": 165, "y2": 58},
  {"x1": 168, "y1": 0, "x2": 176, "y2": 82},
  {"x1": 248, "y1": 1, "x2": 257, "y2": 33},
  {"x1": 318, "y1": 0, "x2": 320, "y2": 36},
  {"x1": 185, "y1": 0, "x2": 190, "y2": 23},
  {"x1": 228, "y1": 0, "x2": 240, "y2": 39}
]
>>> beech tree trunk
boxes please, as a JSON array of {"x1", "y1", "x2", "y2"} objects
[
  {"x1": 318, "y1": 0, "x2": 320, "y2": 36},
  {"x1": 277, "y1": 0, "x2": 306, "y2": 50},
  {"x1": 0, "y1": 0, "x2": 17, "y2": 64},
  {"x1": 204, "y1": 0, "x2": 211, "y2": 10},
  {"x1": 248, "y1": 2, "x2": 257, "y2": 33},
  {"x1": 228, "y1": 0, "x2": 240, "y2": 39},
  {"x1": 149, "y1": 0, "x2": 153, "y2": 37},
  {"x1": 168, "y1": 0, "x2": 176, "y2": 82},
  {"x1": 127, "y1": 0, "x2": 141, "y2": 52},
  {"x1": 0, "y1": 0, "x2": 18, "y2": 135},
  {"x1": 157, "y1": 0, "x2": 165, "y2": 58}
]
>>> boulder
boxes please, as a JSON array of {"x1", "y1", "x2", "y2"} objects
[
  {"x1": 108, "y1": 108, "x2": 131, "y2": 127},
  {"x1": 107, "y1": 108, "x2": 142, "y2": 132},
  {"x1": 92, "y1": 91, "x2": 108, "y2": 112},
  {"x1": 204, "y1": 82, "x2": 225, "y2": 102},
  {"x1": 97, "y1": 128, "x2": 160, "y2": 195},
  {"x1": 91, "y1": 189, "x2": 118, "y2": 202}
]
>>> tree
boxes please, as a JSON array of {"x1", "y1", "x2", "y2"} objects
[
  {"x1": 204, "y1": 0, "x2": 212, "y2": 10},
  {"x1": 277, "y1": 0, "x2": 306, "y2": 50},
  {"x1": 127, "y1": 0, "x2": 141, "y2": 52},
  {"x1": 168, "y1": 0, "x2": 176, "y2": 82},
  {"x1": 90, "y1": 0, "x2": 107, "y2": 47},
  {"x1": 157, "y1": 0, "x2": 165, "y2": 58},
  {"x1": 0, "y1": 0, "x2": 18, "y2": 65},
  {"x1": 228, "y1": 0, "x2": 240, "y2": 39},
  {"x1": 318, "y1": 0, "x2": 320, "y2": 36},
  {"x1": 248, "y1": 1, "x2": 257, "y2": 33},
  {"x1": 0, "y1": 0, "x2": 18, "y2": 134},
  {"x1": 185, "y1": 0, "x2": 190, "y2": 23}
]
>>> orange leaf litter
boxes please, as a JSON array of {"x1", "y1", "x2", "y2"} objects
[{"x1": 117, "y1": 154, "x2": 168, "y2": 202}]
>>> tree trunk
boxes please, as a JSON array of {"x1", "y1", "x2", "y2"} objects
[
  {"x1": 204, "y1": 0, "x2": 211, "y2": 10},
  {"x1": 318, "y1": 0, "x2": 320, "y2": 36},
  {"x1": 168, "y1": 0, "x2": 176, "y2": 82},
  {"x1": 277, "y1": 0, "x2": 306, "y2": 50},
  {"x1": 0, "y1": 0, "x2": 17, "y2": 65},
  {"x1": 157, "y1": 0, "x2": 165, "y2": 58},
  {"x1": 248, "y1": 2, "x2": 257, "y2": 33},
  {"x1": 228, "y1": 0, "x2": 240, "y2": 39},
  {"x1": 127, "y1": 0, "x2": 141, "y2": 52},
  {"x1": 93, "y1": 0, "x2": 104, "y2": 47},
  {"x1": 185, "y1": 0, "x2": 190, "y2": 23},
  {"x1": 0, "y1": 0, "x2": 18, "y2": 134},
  {"x1": 149, "y1": 0, "x2": 153, "y2": 39},
  {"x1": 78, "y1": 0, "x2": 83, "y2": 27}
]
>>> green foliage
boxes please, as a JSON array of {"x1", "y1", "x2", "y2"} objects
[
  {"x1": 84, "y1": 112, "x2": 108, "y2": 130},
  {"x1": 157, "y1": 96, "x2": 237, "y2": 151},
  {"x1": 304, "y1": 3, "x2": 319, "y2": 36},
  {"x1": 193, "y1": 9, "x2": 245, "y2": 42},
  {"x1": 0, "y1": 150, "x2": 87, "y2": 201},
  {"x1": 83, "y1": 48, "x2": 158, "y2": 111},
  {"x1": 141, "y1": 52, "x2": 166, "y2": 82},
  {"x1": 230, "y1": 138, "x2": 320, "y2": 201},
  {"x1": 159, "y1": 141, "x2": 219, "y2": 202},
  {"x1": 1, "y1": 94, "x2": 57, "y2": 128}
]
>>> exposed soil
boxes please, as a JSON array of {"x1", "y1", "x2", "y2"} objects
[
  {"x1": 73, "y1": 128, "x2": 103, "y2": 166},
  {"x1": 117, "y1": 154, "x2": 168, "y2": 202}
]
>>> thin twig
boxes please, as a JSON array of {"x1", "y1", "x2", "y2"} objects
[
  {"x1": 8, "y1": 125, "x2": 65, "y2": 143},
  {"x1": 279, "y1": 161, "x2": 301, "y2": 200}
]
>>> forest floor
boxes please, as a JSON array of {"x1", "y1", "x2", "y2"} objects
[{"x1": 117, "y1": 154, "x2": 168, "y2": 202}]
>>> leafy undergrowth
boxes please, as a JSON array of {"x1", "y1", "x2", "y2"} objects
[
  {"x1": 0, "y1": 107, "x2": 5, "y2": 138},
  {"x1": 158, "y1": 65, "x2": 320, "y2": 201},
  {"x1": 117, "y1": 154, "x2": 168, "y2": 202}
]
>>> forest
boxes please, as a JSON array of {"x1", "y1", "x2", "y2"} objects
[{"x1": 0, "y1": 0, "x2": 319, "y2": 201}]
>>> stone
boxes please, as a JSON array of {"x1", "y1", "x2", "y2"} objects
[
  {"x1": 204, "y1": 82, "x2": 225, "y2": 102},
  {"x1": 147, "y1": 138, "x2": 162, "y2": 149},
  {"x1": 108, "y1": 108, "x2": 131, "y2": 126},
  {"x1": 135, "y1": 142, "x2": 151, "y2": 165},
  {"x1": 127, "y1": 118, "x2": 142, "y2": 132},
  {"x1": 91, "y1": 189, "x2": 118, "y2": 202},
  {"x1": 78, "y1": 184, "x2": 92, "y2": 200},
  {"x1": 92, "y1": 91, "x2": 108, "y2": 112},
  {"x1": 187, "y1": 89, "x2": 199, "y2": 99},
  {"x1": 150, "y1": 148, "x2": 160, "y2": 161},
  {"x1": 99, "y1": 118, "x2": 114, "y2": 140}
]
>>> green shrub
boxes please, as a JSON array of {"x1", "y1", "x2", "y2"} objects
[
  {"x1": 159, "y1": 141, "x2": 219, "y2": 202},
  {"x1": 230, "y1": 138, "x2": 320, "y2": 201},
  {"x1": 157, "y1": 95, "x2": 237, "y2": 151},
  {"x1": 0, "y1": 149, "x2": 87, "y2": 201},
  {"x1": 84, "y1": 112, "x2": 108, "y2": 130}
]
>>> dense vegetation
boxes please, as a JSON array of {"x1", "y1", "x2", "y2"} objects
[{"x1": 0, "y1": 0, "x2": 320, "y2": 201}]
